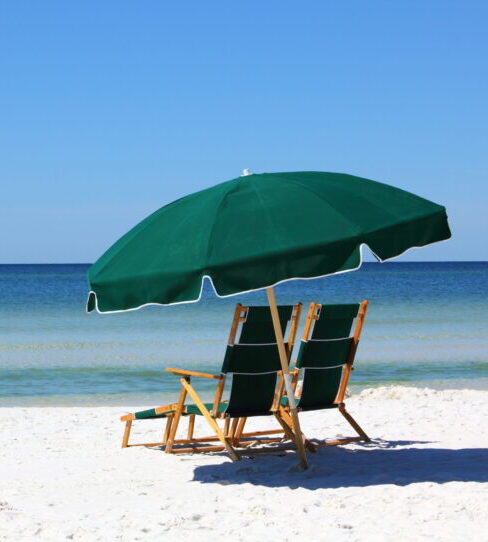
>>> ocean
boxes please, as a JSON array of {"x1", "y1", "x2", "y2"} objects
[{"x1": 0, "y1": 262, "x2": 487, "y2": 406}]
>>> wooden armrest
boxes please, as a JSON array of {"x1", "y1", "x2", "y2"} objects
[{"x1": 165, "y1": 367, "x2": 221, "y2": 379}]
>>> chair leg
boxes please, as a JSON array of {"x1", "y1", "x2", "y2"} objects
[
  {"x1": 187, "y1": 415, "x2": 196, "y2": 440},
  {"x1": 162, "y1": 416, "x2": 173, "y2": 445},
  {"x1": 180, "y1": 378, "x2": 240, "y2": 462},
  {"x1": 229, "y1": 418, "x2": 239, "y2": 440},
  {"x1": 338, "y1": 404, "x2": 370, "y2": 441},
  {"x1": 122, "y1": 420, "x2": 132, "y2": 448},
  {"x1": 278, "y1": 406, "x2": 293, "y2": 429},
  {"x1": 234, "y1": 417, "x2": 247, "y2": 444},
  {"x1": 165, "y1": 383, "x2": 188, "y2": 454},
  {"x1": 223, "y1": 417, "x2": 230, "y2": 437}
]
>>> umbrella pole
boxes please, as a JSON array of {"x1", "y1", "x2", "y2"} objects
[{"x1": 266, "y1": 287, "x2": 308, "y2": 470}]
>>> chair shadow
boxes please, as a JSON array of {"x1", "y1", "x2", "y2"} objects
[{"x1": 192, "y1": 440, "x2": 488, "y2": 489}]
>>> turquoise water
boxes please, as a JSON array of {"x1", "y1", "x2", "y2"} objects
[{"x1": 0, "y1": 262, "x2": 487, "y2": 406}]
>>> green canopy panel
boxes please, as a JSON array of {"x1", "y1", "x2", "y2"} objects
[{"x1": 87, "y1": 171, "x2": 451, "y2": 312}]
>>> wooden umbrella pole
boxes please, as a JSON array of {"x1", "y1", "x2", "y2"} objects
[{"x1": 266, "y1": 287, "x2": 308, "y2": 470}]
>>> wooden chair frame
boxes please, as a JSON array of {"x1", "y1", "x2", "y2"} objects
[
  {"x1": 121, "y1": 303, "x2": 302, "y2": 460},
  {"x1": 279, "y1": 300, "x2": 370, "y2": 449}
]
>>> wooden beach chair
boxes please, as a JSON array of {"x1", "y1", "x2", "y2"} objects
[
  {"x1": 280, "y1": 301, "x2": 370, "y2": 448},
  {"x1": 121, "y1": 303, "x2": 302, "y2": 461}
]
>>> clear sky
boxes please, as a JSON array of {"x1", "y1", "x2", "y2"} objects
[{"x1": 1, "y1": 1, "x2": 486, "y2": 263}]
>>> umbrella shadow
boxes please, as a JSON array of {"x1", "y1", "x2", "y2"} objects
[{"x1": 192, "y1": 440, "x2": 488, "y2": 489}]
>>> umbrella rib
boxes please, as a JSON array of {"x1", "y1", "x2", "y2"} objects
[{"x1": 203, "y1": 178, "x2": 244, "y2": 278}]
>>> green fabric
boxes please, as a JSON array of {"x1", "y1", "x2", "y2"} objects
[
  {"x1": 134, "y1": 407, "x2": 166, "y2": 420},
  {"x1": 186, "y1": 402, "x2": 227, "y2": 416},
  {"x1": 313, "y1": 304, "x2": 359, "y2": 339},
  {"x1": 317, "y1": 304, "x2": 360, "y2": 321},
  {"x1": 296, "y1": 338, "x2": 353, "y2": 368},
  {"x1": 87, "y1": 171, "x2": 451, "y2": 312},
  {"x1": 221, "y1": 343, "x2": 282, "y2": 373},
  {"x1": 133, "y1": 401, "x2": 227, "y2": 419},
  {"x1": 298, "y1": 367, "x2": 344, "y2": 409},
  {"x1": 239, "y1": 305, "x2": 293, "y2": 343},
  {"x1": 296, "y1": 303, "x2": 360, "y2": 411},
  {"x1": 226, "y1": 373, "x2": 278, "y2": 418},
  {"x1": 281, "y1": 395, "x2": 338, "y2": 410}
]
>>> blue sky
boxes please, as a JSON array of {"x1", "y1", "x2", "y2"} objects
[{"x1": 1, "y1": 1, "x2": 486, "y2": 263}]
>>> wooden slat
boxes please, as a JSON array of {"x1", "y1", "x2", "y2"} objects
[
  {"x1": 186, "y1": 414, "x2": 196, "y2": 440},
  {"x1": 286, "y1": 302, "x2": 302, "y2": 356},
  {"x1": 165, "y1": 380, "x2": 188, "y2": 454},
  {"x1": 234, "y1": 417, "x2": 247, "y2": 443},
  {"x1": 121, "y1": 420, "x2": 132, "y2": 448},
  {"x1": 162, "y1": 416, "x2": 172, "y2": 445},
  {"x1": 223, "y1": 417, "x2": 230, "y2": 436},
  {"x1": 228, "y1": 304, "x2": 245, "y2": 344},
  {"x1": 212, "y1": 376, "x2": 226, "y2": 415},
  {"x1": 229, "y1": 418, "x2": 239, "y2": 439},
  {"x1": 166, "y1": 368, "x2": 220, "y2": 379},
  {"x1": 125, "y1": 441, "x2": 166, "y2": 448},
  {"x1": 154, "y1": 402, "x2": 180, "y2": 415},
  {"x1": 237, "y1": 444, "x2": 296, "y2": 455},
  {"x1": 338, "y1": 404, "x2": 370, "y2": 441},
  {"x1": 302, "y1": 302, "x2": 320, "y2": 341},
  {"x1": 321, "y1": 437, "x2": 363, "y2": 446},
  {"x1": 240, "y1": 429, "x2": 284, "y2": 437}
]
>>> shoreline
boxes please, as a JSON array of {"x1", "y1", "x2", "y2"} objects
[{"x1": 2, "y1": 379, "x2": 488, "y2": 407}]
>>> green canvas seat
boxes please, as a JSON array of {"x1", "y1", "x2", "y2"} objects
[
  {"x1": 121, "y1": 303, "x2": 302, "y2": 458},
  {"x1": 133, "y1": 402, "x2": 228, "y2": 420}
]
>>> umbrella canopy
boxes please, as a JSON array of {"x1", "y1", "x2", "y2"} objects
[
  {"x1": 86, "y1": 170, "x2": 451, "y2": 469},
  {"x1": 87, "y1": 171, "x2": 451, "y2": 313}
]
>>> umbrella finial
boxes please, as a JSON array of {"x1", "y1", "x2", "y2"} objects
[{"x1": 241, "y1": 168, "x2": 252, "y2": 176}]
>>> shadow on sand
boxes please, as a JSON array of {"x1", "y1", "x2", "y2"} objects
[{"x1": 192, "y1": 440, "x2": 488, "y2": 489}]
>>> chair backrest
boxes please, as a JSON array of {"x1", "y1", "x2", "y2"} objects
[
  {"x1": 295, "y1": 301, "x2": 368, "y2": 411},
  {"x1": 221, "y1": 303, "x2": 301, "y2": 418}
]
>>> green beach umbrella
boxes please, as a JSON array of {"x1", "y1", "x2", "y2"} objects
[{"x1": 87, "y1": 170, "x2": 451, "y2": 468}]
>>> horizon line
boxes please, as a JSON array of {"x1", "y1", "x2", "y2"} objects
[{"x1": 1, "y1": 260, "x2": 487, "y2": 265}]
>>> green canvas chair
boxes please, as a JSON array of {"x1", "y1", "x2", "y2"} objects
[
  {"x1": 280, "y1": 300, "x2": 370, "y2": 447},
  {"x1": 121, "y1": 302, "x2": 302, "y2": 461}
]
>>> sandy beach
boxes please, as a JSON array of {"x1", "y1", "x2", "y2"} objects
[{"x1": 1, "y1": 386, "x2": 487, "y2": 541}]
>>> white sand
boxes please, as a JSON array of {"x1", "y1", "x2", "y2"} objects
[{"x1": 1, "y1": 386, "x2": 487, "y2": 541}]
